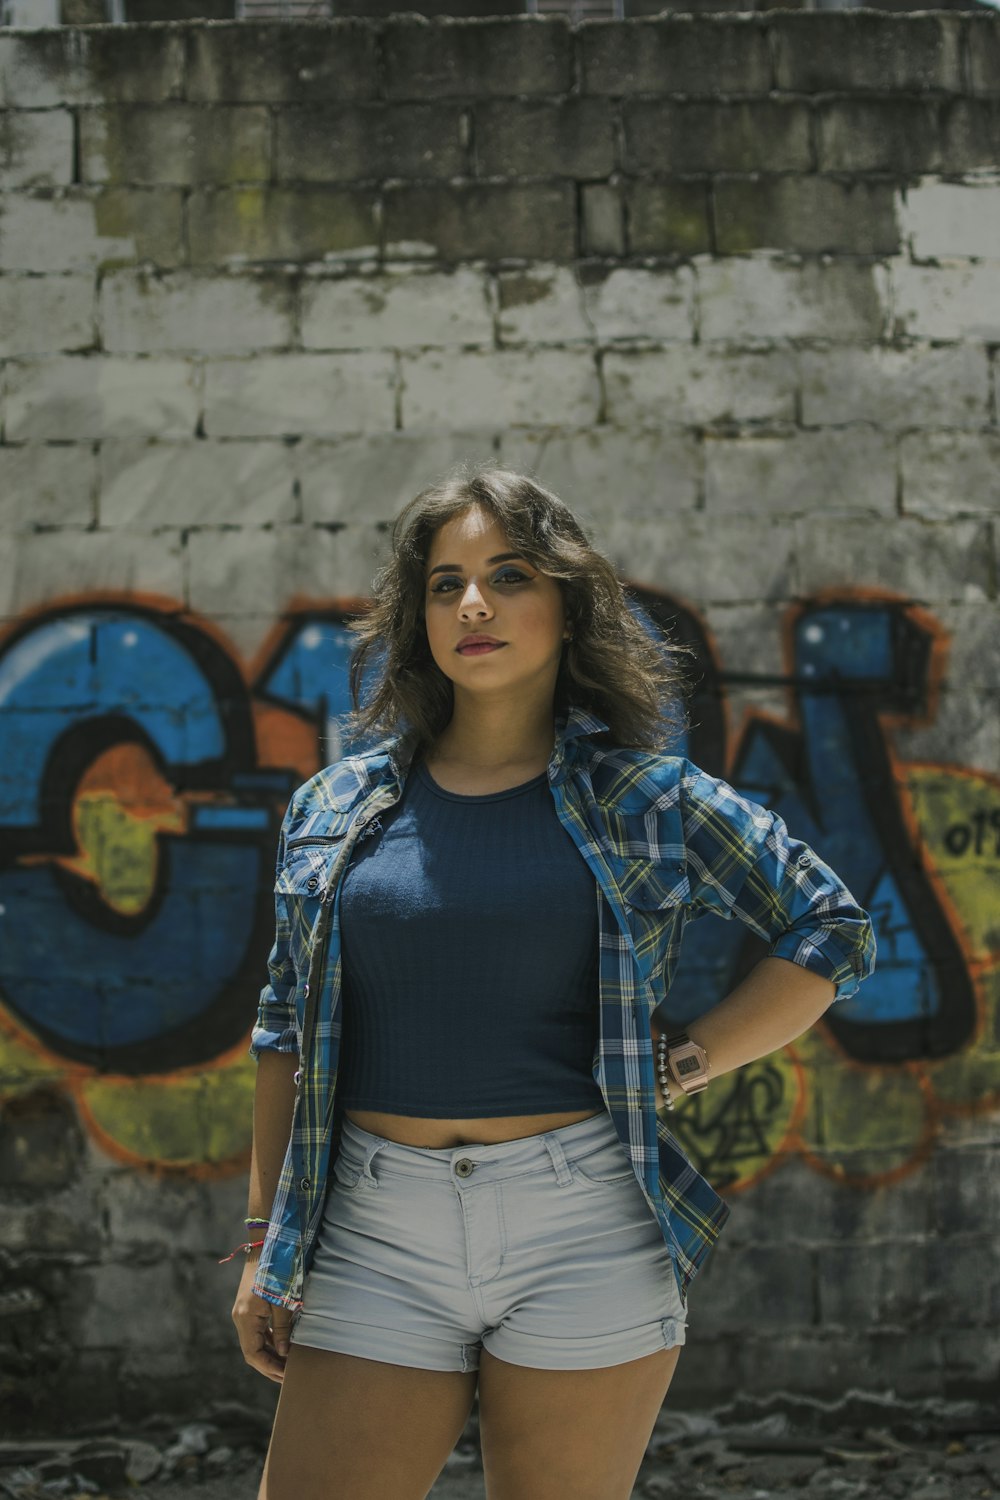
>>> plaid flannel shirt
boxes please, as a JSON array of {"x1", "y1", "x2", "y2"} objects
[{"x1": 249, "y1": 704, "x2": 876, "y2": 1313}]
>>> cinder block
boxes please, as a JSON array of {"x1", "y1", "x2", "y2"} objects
[
  {"x1": 5, "y1": 354, "x2": 198, "y2": 441},
  {"x1": 0, "y1": 273, "x2": 94, "y2": 356},
  {"x1": 697, "y1": 257, "x2": 886, "y2": 343},
  {"x1": 624, "y1": 101, "x2": 812, "y2": 175},
  {"x1": 497, "y1": 425, "x2": 701, "y2": 523},
  {"x1": 302, "y1": 265, "x2": 493, "y2": 350},
  {"x1": 187, "y1": 524, "x2": 385, "y2": 617},
  {"x1": 203, "y1": 353, "x2": 396, "y2": 437},
  {"x1": 936, "y1": 99, "x2": 1000, "y2": 176},
  {"x1": 891, "y1": 260, "x2": 1000, "y2": 341},
  {"x1": 275, "y1": 104, "x2": 466, "y2": 184},
  {"x1": 816, "y1": 1242, "x2": 934, "y2": 1330},
  {"x1": 689, "y1": 1245, "x2": 815, "y2": 1333},
  {"x1": 186, "y1": 20, "x2": 380, "y2": 104},
  {"x1": 98, "y1": 1170, "x2": 214, "y2": 1254},
  {"x1": 816, "y1": 100, "x2": 942, "y2": 173},
  {"x1": 771, "y1": 13, "x2": 963, "y2": 93},
  {"x1": 0, "y1": 188, "x2": 185, "y2": 272},
  {"x1": 899, "y1": 181, "x2": 1000, "y2": 261},
  {"x1": 578, "y1": 16, "x2": 771, "y2": 97},
  {"x1": 383, "y1": 183, "x2": 576, "y2": 262},
  {"x1": 581, "y1": 265, "x2": 694, "y2": 343},
  {"x1": 9, "y1": 527, "x2": 186, "y2": 614},
  {"x1": 100, "y1": 269, "x2": 295, "y2": 354},
  {"x1": 187, "y1": 186, "x2": 380, "y2": 266},
  {"x1": 930, "y1": 1145, "x2": 1000, "y2": 1234},
  {"x1": 295, "y1": 430, "x2": 502, "y2": 525},
  {"x1": 594, "y1": 513, "x2": 797, "y2": 605},
  {"x1": 581, "y1": 183, "x2": 624, "y2": 257},
  {"x1": 714, "y1": 177, "x2": 899, "y2": 256},
  {"x1": 793, "y1": 517, "x2": 994, "y2": 603},
  {"x1": 74, "y1": 1260, "x2": 189, "y2": 1350},
  {"x1": 382, "y1": 16, "x2": 573, "y2": 100},
  {"x1": 496, "y1": 265, "x2": 589, "y2": 346},
  {"x1": 474, "y1": 99, "x2": 616, "y2": 179},
  {"x1": 400, "y1": 348, "x2": 599, "y2": 430},
  {"x1": 603, "y1": 345, "x2": 796, "y2": 427},
  {"x1": 941, "y1": 1329, "x2": 1000, "y2": 1399},
  {"x1": 741, "y1": 1329, "x2": 944, "y2": 1400},
  {"x1": 0, "y1": 28, "x2": 185, "y2": 107},
  {"x1": 705, "y1": 430, "x2": 896, "y2": 517},
  {"x1": 968, "y1": 15, "x2": 1000, "y2": 97},
  {"x1": 0, "y1": 107, "x2": 73, "y2": 189},
  {"x1": 626, "y1": 180, "x2": 712, "y2": 256},
  {"x1": 799, "y1": 344, "x2": 990, "y2": 431},
  {"x1": 98, "y1": 439, "x2": 296, "y2": 528},
  {"x1": 79, "y1": 104, "x2": 271, "y2": 187},
  {"x1": 900, "y1": 432, "x2": 1000, "y2": 519},
  {"x1": 0, "y1": 441, "x2": 97, "y2": 529}
]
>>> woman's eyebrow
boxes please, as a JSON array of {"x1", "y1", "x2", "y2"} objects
[{"x1": 427, "y1": 552, "x2": 528, "y2": 578}]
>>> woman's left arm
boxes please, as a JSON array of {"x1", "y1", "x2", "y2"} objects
[
  {"x1": 652, "y1": 957, "x2": 836, "y2": 1106},
  {"x1": 651, "y1": 759, "x2": 878, "y2": 1105}
]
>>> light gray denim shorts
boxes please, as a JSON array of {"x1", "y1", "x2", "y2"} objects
[{"x1": 289, "y1": 1107, "x2": 688, "y2": 1372}]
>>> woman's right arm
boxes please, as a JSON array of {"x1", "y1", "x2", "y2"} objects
[
  {"x1": 232, "y1": 799, "x2": 302, "y2": 1383},
  {"x1": 231, "y1": 1050, "x2": 299, "y2": 1384}
]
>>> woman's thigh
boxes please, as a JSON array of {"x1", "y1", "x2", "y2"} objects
[
  {"x1": 258, "y1": 1345, "x2": 478, "y2": 1500},
  {"x1": 477, "y1": 1344, "x2": 682, "y2": 1500}
]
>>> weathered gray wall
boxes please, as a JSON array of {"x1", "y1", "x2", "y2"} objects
[{"x1": 0, "y1": 13, "x2": 998, "y2": 1431}]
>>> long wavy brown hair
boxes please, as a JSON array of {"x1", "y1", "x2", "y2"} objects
[{"x1": 343, "y1": 462, "x2": 696, "y2": 755}]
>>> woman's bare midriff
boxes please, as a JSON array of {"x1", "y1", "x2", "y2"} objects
[{"x1": 343, "y1": 1108, "x2": 604, "y2": 1149}]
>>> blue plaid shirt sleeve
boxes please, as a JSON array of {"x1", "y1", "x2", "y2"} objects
[
  {"x1": 249, "y1": 800, "x2": 299, "y2": 1059},
  {"x1": 678, "y1": 761, "x2": 876, "y2": 1003}
]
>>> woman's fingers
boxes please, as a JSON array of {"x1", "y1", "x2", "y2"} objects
[{"x1": 232, "y1": 1288, "x2": 291, "y2": 1383}]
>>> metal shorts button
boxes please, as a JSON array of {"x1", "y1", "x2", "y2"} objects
[{"x1": 454, "y1": 1159, "x2": 476, "y2": 1178}]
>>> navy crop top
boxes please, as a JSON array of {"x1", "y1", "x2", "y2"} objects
[{"x1": 335, "y1": 754, "x2": 604, "y2": 1117}]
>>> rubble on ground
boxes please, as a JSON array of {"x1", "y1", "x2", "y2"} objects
[{"x1": 1, "y1": 1391, "x2": 997, "y2": 1499}]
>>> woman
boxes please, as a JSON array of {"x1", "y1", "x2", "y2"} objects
[{"x1": 230, "y1": 464, "x2": 876, "y2": 1500}]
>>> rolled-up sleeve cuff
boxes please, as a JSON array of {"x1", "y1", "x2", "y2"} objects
[
  {"x1": 249, "y1": 1018, "x2": 299, "y2": 1060},
  {"x1": 767, "y1": 921, "x2": 875, "y2": 1004}
]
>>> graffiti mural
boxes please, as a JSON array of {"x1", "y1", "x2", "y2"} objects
[{"x1": 0, "y1": 591, "x2": 997, "y2": 1196}]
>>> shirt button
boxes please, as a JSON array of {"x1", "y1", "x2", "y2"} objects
[
  {"x1": 798, "y1": 853, "x2": 813, "y2": 868},
  {"x1": 299, "y1": 1176, "x2": 311, "y2": 1191},
  {"x1": 454, "y1": 1159, "x2": 476, "y2": 1178},
  {"x1": 293, "y1": 1070, "x2": 301, "y2": 1085},
  {"x1": 303, "y1": 982, "x2": 310, "y2": 998}
]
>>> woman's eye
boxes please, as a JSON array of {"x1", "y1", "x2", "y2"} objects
[{"x1": 430, "y1": 570, "x2": 529, "y2": 594}]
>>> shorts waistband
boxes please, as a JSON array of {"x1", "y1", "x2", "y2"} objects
[{"x1": 337, "y1": 1109, "x2": 620, "y2": 1185}]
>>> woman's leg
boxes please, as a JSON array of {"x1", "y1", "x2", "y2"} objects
[
  {"x1": 258, "y1": 1345, "x2": 479, "y2": 1500},
  {"x1": 476, "y1": 1344, "x2": 682, "y2": 1500}
]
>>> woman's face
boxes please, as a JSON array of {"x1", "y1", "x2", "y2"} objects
[{"x1": 423, "y1": 505, "x2": 569, "y2": 702}]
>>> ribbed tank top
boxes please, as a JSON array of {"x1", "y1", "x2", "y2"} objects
[{"x1": 335, "y1": 754, "x2": 603, "y2": 1117}]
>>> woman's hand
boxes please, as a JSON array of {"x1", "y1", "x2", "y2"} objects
[{"x1": 232, "y1": 1257, "x2": 294, "y2": 1384}]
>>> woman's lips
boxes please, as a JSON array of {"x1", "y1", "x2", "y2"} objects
[{"x1": 457, "y1": 642, "x2": 506, "y2": 655}]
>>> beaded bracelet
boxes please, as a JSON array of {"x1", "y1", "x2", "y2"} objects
[
  {"x1": 655, "y1": 1034, "x2": 676, "y2": 1111},
  {"x1": 218, "y1": 1239, "x2": 266, "y2": 1264}
]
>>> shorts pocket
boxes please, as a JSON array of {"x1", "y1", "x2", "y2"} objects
[
  {"x1": 567, "y1": 1136, "x2": 636, "y2": 1187},
  {"x1": 330, "y1": 1148, "x2": 365, "y2": 1193}
]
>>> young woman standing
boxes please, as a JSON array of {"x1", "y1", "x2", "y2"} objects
[{"x1": 230, "y1": 465, "x2": 876, "y2": 1500}]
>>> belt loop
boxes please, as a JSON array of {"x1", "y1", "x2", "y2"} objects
[
  {"x1": 361, "y1": 1138, "x2": 386, "y2": 1186},
  {"x1": 543, "y1": 1132, "x2": 574, "y2": 1187}
]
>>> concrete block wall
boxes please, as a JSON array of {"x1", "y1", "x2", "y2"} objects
[{"x1": 0, "y1": 13, "x2": 998, "y2": 1428}]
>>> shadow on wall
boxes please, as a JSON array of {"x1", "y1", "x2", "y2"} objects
[{"x1": 0, "y1": 587, "x2": 996, "y2": 1199}]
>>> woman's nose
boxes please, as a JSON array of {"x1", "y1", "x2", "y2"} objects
[{"x1": 459, "y1": 582, "x2": 491, "y2": 615}]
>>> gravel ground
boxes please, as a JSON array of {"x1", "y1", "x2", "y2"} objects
[{"x1": 3, "y1": 1391, "x2": 998, "y2": 1500}]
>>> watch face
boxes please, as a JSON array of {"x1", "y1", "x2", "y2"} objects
[{"x1": 676, "y1": 1054, "x2": 703, "y2": 1078}]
